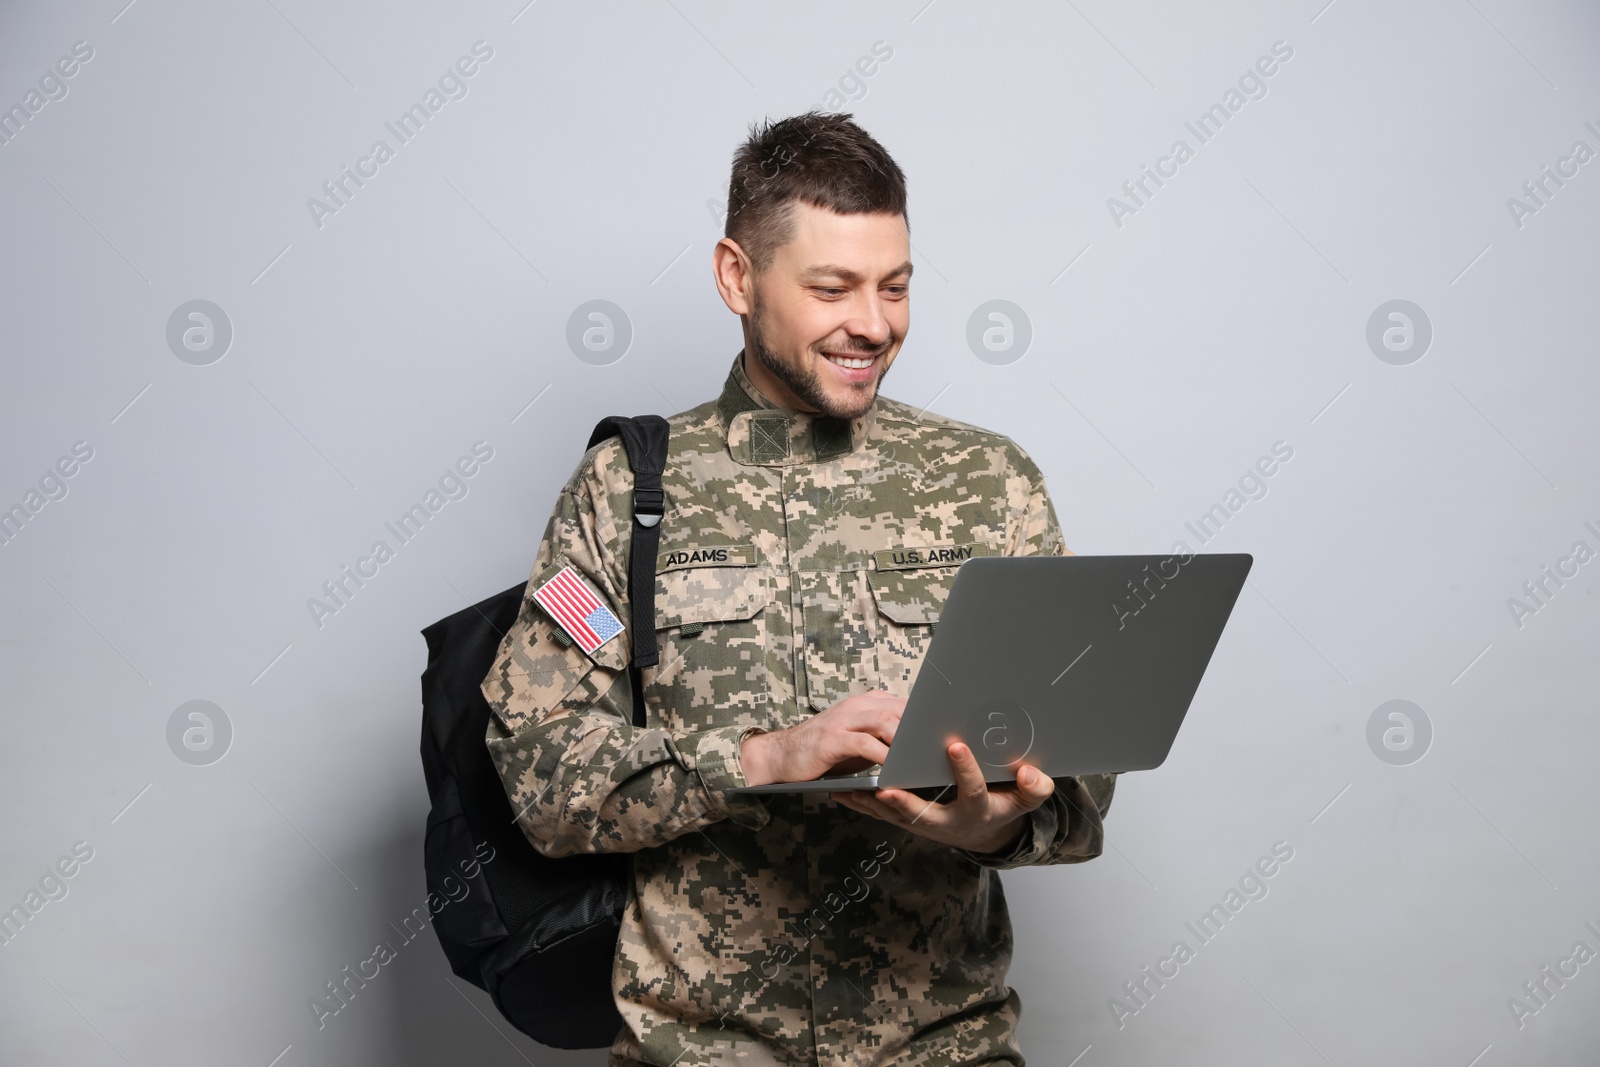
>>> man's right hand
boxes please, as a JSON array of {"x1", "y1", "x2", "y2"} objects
[{"x1": 738, "y1": 690, "x2": 904, "y2": 787}]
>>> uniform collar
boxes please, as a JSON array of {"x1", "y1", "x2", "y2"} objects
[{"x1": 716, "y1": 350, "x2": 877, "y2": 467}]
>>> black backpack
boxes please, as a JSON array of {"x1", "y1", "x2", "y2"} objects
[{"x1": 419, "y1": 415, "x2": 669, "y2": 1049}]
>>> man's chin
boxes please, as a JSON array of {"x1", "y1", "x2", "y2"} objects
[
  {"x1": 812, "y1": 357, "x2": 886, "y2": 419},
  {"x1": 816, "y1": 382, "x2": 878, "y2": 421}
]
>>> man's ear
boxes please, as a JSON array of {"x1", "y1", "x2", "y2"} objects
[{"x1": 713, "y1": 238, "x2": 755, "y2": 316}]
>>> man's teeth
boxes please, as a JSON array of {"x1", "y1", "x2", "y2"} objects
[{"x1": 825, "y1": 353, "x2": 874, "y2": 369}]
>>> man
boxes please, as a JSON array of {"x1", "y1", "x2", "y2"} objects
[{"x1": 482, "y1": 111, "x2": 1116, "y2": 1066}]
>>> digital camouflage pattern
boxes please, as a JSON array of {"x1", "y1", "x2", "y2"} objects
[{"x1": 482, "y1": 352, "x2": 1116, "y2": 1066}]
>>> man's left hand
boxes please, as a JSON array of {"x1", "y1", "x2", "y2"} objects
[{"x1": 830, "y1": 741, "x2": 1054, "y2": 855}]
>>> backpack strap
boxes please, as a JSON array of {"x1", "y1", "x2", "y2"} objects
[{"x1": 586, "y1": 415, "x2": 670, "y2": 728}]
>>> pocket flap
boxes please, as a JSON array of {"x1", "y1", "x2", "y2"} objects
[
  {"x1": 867, "y1": 568, "x2": 953, "y2": 625},
  {"x1": 656, "y1": 564, "x2": 771, "y2": 629},
  {"x1": 482, "y1": 597, "x2": 603, "y2": 734}
]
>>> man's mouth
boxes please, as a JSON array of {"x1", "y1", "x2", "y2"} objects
[{"x1": 822, "y1": 351, "x2": 878, "y2": 371}]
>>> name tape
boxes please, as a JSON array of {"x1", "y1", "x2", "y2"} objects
[
  {"x1": 873, "y1": 542, "x2": 995, "y2": 571},
  {"x1": 656, "y1": 544, "x2": 758, "y2": 572}
]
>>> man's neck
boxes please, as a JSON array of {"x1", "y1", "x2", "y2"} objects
[{"x1": 740, "y1": 348, "x2": 815, "y2": 413}]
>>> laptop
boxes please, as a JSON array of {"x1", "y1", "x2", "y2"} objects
[{"x1": 729, "y1": 553, "x2": 1252, "y2": 794}]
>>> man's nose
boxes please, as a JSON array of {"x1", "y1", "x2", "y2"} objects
[{"x1": 842, "y1": 294, "x2": 894, "y2": 348}]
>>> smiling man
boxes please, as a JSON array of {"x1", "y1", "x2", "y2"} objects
[{"x1": 482, "y1": 111, "x2": 1116, "y2": 1066}]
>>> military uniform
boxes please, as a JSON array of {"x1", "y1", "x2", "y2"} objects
[{"x1": 482, "y1": 352, "x2": 1115, "y2": 1066}]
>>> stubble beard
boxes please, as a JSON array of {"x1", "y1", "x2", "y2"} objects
[{"x1": 747, "y1": 286, "x2": 889, "y2": 421}]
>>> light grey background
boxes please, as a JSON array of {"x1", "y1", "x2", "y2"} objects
[{"x1": 2, "y1": 1, "x2": 1597, "y2": 1064}]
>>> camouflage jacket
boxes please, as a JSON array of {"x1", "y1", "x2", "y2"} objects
[{"x1": 482, "y1": 352, "x2": 1115, "y2": 1066}]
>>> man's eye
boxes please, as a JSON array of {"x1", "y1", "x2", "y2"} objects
[
  {"x1": 816, "y1": 288, "x2": 846, "y2": 297},
  {"x1": 883, "y1": 287, "x2": 908, "y2": 298}
]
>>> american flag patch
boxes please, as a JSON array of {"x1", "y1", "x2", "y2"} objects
[{"x1": 531, "y1": 565, "x2": 625, "y2": 654}]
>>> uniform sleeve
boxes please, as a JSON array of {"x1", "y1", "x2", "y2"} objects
[
  {"x1": 957, "y1": 448, "x2": 1117, "y2": 871},
  {"x1": 482, "y1": 455, "x2": 772, "y2": 858}
]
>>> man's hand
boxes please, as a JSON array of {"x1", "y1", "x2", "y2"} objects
[
  {"x1": 831, "y1": 740, "x2": 1055, "y2": 855},
  {"x1": 739, "y1": 690, "x2": 903, "y2": 787}
]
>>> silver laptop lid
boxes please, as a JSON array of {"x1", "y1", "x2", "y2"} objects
[{"x1": 875, "y1": 553, "x2": 1252, "y2": 788}]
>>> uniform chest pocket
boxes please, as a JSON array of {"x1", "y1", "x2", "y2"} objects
[
  {"x1": 798, "y1": 567, "x2": 881, "y2": 711},
  {"x1": 645, "y1": 563, "x2": 772, "y2": 732},
  {"x1": 868, "y1": 568, "x2": 957, "y2": 697}
]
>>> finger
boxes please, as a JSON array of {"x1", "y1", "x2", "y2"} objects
[
  {"x1": 834, "y1": 709, "x2": 898, "y2": 754},
  {"x1": 855, "y1": 698, "x2": 904, "y2": 737},
  {"x1": 831, "y1": 791, "x2": 881, "y2": 818},
  {"x1": 947, "y1": 742, "x2": 991, "y2": 803},
  {"x1": 1010, "y1": 764, "x2": 1056, "y2": 813},
  {"x1": 848, "y1": 732, "x2": 891, "y2": 767},
  {"x1": 836, "y1": 790, "x2": 904, "y2": 825},
  {"x1": 853, "y1": 690, "x2": 906, "y2": 713},
  {"x1": 873, "y1": 787, "x2": 951, "y2": 828},
  {"x1": 857, "y1": 714, "x2": 898, "y2": 750}
]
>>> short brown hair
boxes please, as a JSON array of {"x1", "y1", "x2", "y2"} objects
[{"x1": 725, "y1": 111, "x2": 909, "y2": 273}]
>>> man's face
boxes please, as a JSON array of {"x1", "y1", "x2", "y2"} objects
[{"x1": 734, "y1": 202, "x2": 911, "y2": 420}]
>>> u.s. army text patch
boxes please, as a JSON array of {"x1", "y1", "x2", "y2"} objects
[{"x1": 873, "y1": 542, "x2": 996, "y2": 571}]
